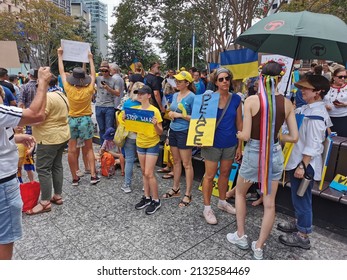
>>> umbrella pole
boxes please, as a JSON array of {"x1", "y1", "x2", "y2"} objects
[{"x1": 284, "y1": 37, "x2": 302, "y2": 97}]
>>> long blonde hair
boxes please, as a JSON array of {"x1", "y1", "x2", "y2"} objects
[{"x1": 134, "y1": 62, "x2": 144, "y2": 77}]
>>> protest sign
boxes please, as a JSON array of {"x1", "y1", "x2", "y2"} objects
[
  {"x1": 319, "y1": 136, "x2": 333, "y2": 190},
  {"x1": 261, "y1": 54, "x2": 293, "y2": 96},
  {"x1": 0, "y1": 41, "x2": 20, "y2": 68},
  {"x1": 61, "y1": 39, "x2": 90, "y2": 63},
  {"x1": 199, "y1": 163, "x2": 239, "y2": 197},
  {"x1": 124, "y1": 107, "x2": 154, "y2": 135},
  {"x1": 186, "y1": 91, "x2": 219, "y2": 146},
  {"x1": 329, "y1": 174, "x2": 347, "y2": 193}
]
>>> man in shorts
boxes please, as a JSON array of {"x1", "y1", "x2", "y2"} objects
[{"x1": 0, "y1": 67, "x2": 51, "y2": 259}]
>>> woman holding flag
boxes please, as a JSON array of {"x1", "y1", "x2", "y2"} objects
[
  {"x1": 162, "y1": 71, "x2": 195, "y2": 207},
  {"x1": 227, "y1": 61, "x2": 298, "y2": 259}
]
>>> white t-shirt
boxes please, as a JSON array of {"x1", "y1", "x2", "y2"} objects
[
  {"x1": 0, "y1": 105, "x2": 22, "y2": 179},
  {"x1": 323, "y1": 84, "x2": 347, "y2": 117}
]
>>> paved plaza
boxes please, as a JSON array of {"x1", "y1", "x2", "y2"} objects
[{"x1": 13, "y1": 147, "x2": 347, "y2": 260}]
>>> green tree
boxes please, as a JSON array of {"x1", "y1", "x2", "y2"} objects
[{"x1": 108, "y1": 0, "x2": 160, "y2": 70}]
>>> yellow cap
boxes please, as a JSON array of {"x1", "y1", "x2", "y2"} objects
[{"x1": 174, "y1": 71, "x2": 193, "y2": 83}]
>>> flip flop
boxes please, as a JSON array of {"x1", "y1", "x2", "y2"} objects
[
  {"x1": 157, "y1": 168, "x2": 171, "y2": 173},
  {"x1": 162, "y1": 173, "x2": 174, "y2": 179}
]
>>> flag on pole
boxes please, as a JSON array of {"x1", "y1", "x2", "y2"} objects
[
  {"x1": 220, "y1": 49, "x2": 258, "y2": 80},
  {"x1": 129, "y1": 58, "x2": 139, "y2": 72}
]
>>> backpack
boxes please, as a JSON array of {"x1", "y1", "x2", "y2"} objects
[{"x1": 101, "y1": 152, "x2": 115, "y2": 178}]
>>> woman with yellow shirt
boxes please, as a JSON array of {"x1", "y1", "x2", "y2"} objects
[
  {"x1": 129, "y1": 85, "x2": 163, "y2": 215},
  {"x1": 57, "y1": 47, "x2": 100, "y2": 186}
]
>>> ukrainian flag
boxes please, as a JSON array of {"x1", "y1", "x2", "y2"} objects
[
  {"x1": 129, "y1": 58, "x2": 139, "y2": 73},
  {"x1": 186, "y1": 92, "x2": 219, "y2": 147},
  {"x1": 220, "y1": 49, "x2": 258, "y2": 80}
]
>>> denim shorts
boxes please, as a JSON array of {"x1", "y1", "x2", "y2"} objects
[
  {"x1": 68, "y1": 115, "x2": 94, "y2": 140},
  {"x1": 239, "y1": 139, "x2": 284, "y2": 182},
  {"x1": 0, "y1": 177, "x2": 23, "y2": 244},
  {"x1": 201, "y1": 145, "x2": 237, "y2": 162},
  {"x1": 137, "y1": 143, "x2": 160, "y2": 156},
  {"x1": 169, "y1": 129, "x2": 191, "y2": 149}
]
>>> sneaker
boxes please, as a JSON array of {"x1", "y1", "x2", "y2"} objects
[
  {"x1": 277, "y1": 220, "x2": 297, "y2": 233},
  {"x1": 145, "y1": 200, "x2": 161, "y2": 215},
  {"x1": 90, "y1": 176, "x2": 100, "y2": 185},
  {"x1": 76, "y1": 170, "x2": 85, "y2": 177},
  {"x1": 226, "y1": 231, "x2": 249, "y2": 249},
  {"x1": 278, "y1": 232, "x2": 311, "y2": 250},
  {"x1": 217, "y1": 201, "x2": 236, "y2": 214},
  {"x1": 203, "y1": 209, "x2": 218, "y2": 225},
  {"x1": 84, "y1": 169, "x2": 91, "y2": 174},
  {"x1": 135, "y1": 196, "x2": 152, "y2": 210},
  {"x1": 251, "y1": 241, "x2": 264, "y2": 260},
  {"x1": 72, "y1": 177, "x2": 81, "y2": 186},
  {"x1": 121, "y1": 185, "x2": 132, "y2": 193}
]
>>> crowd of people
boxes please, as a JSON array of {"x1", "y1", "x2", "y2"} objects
[{"x1": 0, "y1": 53, "x2": 346, "y2": 260}]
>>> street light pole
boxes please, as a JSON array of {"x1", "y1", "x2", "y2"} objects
[
  {"x1": 192, "y1": 29, "x2": 195, "y2": 67},
  {"x1": 177, "y1": 39, "x2": 180, "y2": 70}
]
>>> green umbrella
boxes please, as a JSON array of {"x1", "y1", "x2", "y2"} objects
[{"x1": 235, "y1": 11, "x2": 347, "y2": 62}]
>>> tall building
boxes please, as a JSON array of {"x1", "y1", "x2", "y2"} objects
[
  {"x1": 71, "y1": 0, "x2": 91, "y2": 31},
  {"x1": 51, "y1": 0, "x2": 71, "y2": 15},
  {"x1": 83, "y1": 0, "x2": 108, "y2": 58}
]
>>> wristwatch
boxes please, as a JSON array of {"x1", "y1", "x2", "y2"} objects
[{"x1": 298, "y1": 163, "x2": 305, "y2": 169}]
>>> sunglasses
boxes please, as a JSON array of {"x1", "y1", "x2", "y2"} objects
[
  {"x1": 336, "y1": 75, "x2": 347, "y2": 79},
  {"x1": 218, "y1": 76, "x2": 231, "y2": 82},
  {"x1": 100, "y1": 70, "x2": 109, "y2": 73}
]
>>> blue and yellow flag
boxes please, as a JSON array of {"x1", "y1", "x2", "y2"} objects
[
  {"x1": 124, "y1": 108, "x2": 154, "y2": 135},
  {"x1": 129, "y1": 58, "x2": 139, "y2": 72},
  {"x1": 186, "y1": 91, "x2": 219, "y2": 146},
  {"x1": 220, "y1": 49, "x2": 258, "y2": 80}
]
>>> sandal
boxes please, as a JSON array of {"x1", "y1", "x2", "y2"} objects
[
  {"x1": 162, "y1": 173, "x2": 174, "y2": 179},
  {"x1": 157, "y1": 167, "x2": 171, "y2": 173},
  {"x1": 162, "y1": 188, "x2": 180, "y2": 199},
  {"x1": 179, "y1": 195, "x2": 192, "y2": 207},
  {"x1": 26, "y1": 202, "x2": 52, "y2": 215},
  {"x1": 50, "y1": 196, "x2": 63, "y2": 205}
]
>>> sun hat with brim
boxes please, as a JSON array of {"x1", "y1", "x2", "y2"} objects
[
  {"x1": 174, "y1": 71, "x2": 193, "y2": 83},
  {"x1": 133, "y1": 84, "x2": 152, "y2": 95},
  {"x1": 66, "y1": 67, "x2": 91, "y2": 87},
  {"x1": 103, "y1": 127, "x2": 115, "y2": 141},
  {"x1": 294, "y1": 79, "x2": 315, "y2": 89}
]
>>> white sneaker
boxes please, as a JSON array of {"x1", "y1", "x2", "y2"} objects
[
  {"x1": 76, "y1": 170, "x2": 85, "y2": 177},
  {"x1": 121, "y1": 185, "x2": 132, "y2": 193},
  {"x1": 203, "y1": 209, "x2": 218, "y2": 225},
  {"x1": 217, "y1": 201, "x2": 236, "y2": 214},
  {"x1": 226, "y1": 231, "x2": 249, "y2": 249},
  {"x1": 251, "y1": 241, "x2": 264, "y2": 260}
]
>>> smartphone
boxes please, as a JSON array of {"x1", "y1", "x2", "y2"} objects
[
  {"x1": 333, "y1": 100, "x2": 341, "y2": 105},
  {"x1": 33, "y1": 69, "x2": 38, "y2": 79},
  {"x1": 101, "y1": 81, "x2": 106, "y2": 85}
]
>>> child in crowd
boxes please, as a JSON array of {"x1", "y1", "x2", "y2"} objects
[
  {"x1": 100, "y1": 127, "x2": 125, "y2": 176},
  {"x1": 15, "y1": 126, "x2": 36, "y2": 183}
]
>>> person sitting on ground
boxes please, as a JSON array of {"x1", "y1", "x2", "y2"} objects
[{"x1": 100, "y1": 127, "x2": 125, "y2": 176}]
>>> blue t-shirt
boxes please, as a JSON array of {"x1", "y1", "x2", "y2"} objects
[
  {"x1": 2, "y1": 86, "x2": 16, "y2": 106},
  {"x1": 169, "y1": 91, "x2": 195, "y2": 131},
  {"x1": 213, "y1": 93, "x2": 241, "y2": 148}
]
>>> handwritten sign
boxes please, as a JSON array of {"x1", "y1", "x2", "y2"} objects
[
  {"x1": 124, "y1": 107, "x2": 154, "y2": 135},
  {"x1": 0, "y1": 41, "x2": 20, "y2": 68},
  {"x1": 61, "y1": 39, "x2": 91, "y2": 63},
  {"x1": 186, "y1": 91, "x2": 219, "y2": 146},
  {"x1": 261, "y1": 55, "x2": 293, "y2": 96},
  {"x1": 199, "y1": 163, "x2": 239, "y2": 197},
  {"x1": 329, "y1": 174, "x2": 347, "y2": 193}
]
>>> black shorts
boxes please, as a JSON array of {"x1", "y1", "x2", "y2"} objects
[{"x1": 168, "y1": 129, "x2": 191, "y2": 150}]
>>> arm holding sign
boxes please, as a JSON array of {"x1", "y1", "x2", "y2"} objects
[
  {"x1": 57, "y1": 47, "x2": 67, "y2": 84},
  {"x1": 152, "y1": 116, "x2": 163, "y2": 136}
]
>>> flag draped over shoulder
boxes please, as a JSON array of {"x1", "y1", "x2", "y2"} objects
[
  {"x1": 129, "y1": 58, "x2": 139, "y2": 72},
  {"x1": 220, "y1": 49, "x2": 258, "y2": 80}
]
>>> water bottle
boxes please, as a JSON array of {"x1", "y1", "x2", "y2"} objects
[{"x1": 297, "y1": 173, "x2": 312, "y2": 197}]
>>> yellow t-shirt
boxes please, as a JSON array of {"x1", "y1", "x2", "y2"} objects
[
  {"x1": 63, "y1": 82, "x2": 94, "y2": 117},
  {"x1": 133, "y1": 105, "x2": 162, "y2": 148},
  {"x1": 32, "y1": 91, "x2": 70, "y2": 145}
]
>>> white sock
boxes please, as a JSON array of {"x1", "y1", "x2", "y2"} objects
[
  {"x1": 204, "y1": 205, "x2": 211, "y2": 212},
  {"x1": 219, "y1": 199, "x2": 227, "y2": 205}
]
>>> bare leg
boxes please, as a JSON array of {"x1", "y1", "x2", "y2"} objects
[
  {"x1": 82, "y1": 139, "x2": 97, "y2": 177},
  {"x1": 256, "y1": 181, "x2": 279, "y2": 249},
  {"x1": 202, "y1": 160, "x2": 218, "y2": 206},
  {"x1": 0, "y1": 243, "x2": 14, "y2": 260},
  {"x1": 138, "y1": 153, "x2": 150, "y2": 197},
  {"x1": 68, "y1": 139, "x2": 79, "y2": 180},
  {"x1": 218, "y1": 159, "x2": 233, "y2": 200},
  {"x1": 235, "y1": 175, "x2": 253, "y2": 237},
  {"x1": 170, "y1": 146, "x2": 182, "y2": 191},
  {"x1": 252, "y1": 196, "x2": 263, "y2": 206},
  {"x1": 144, "y1": 155, "x2": 159, "y2": 200},
  {"x1": 26, "y1": 170, "x2": 35, "y2": 182}
]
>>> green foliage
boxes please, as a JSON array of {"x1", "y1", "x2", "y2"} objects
[{"x1": 282, "y1": 0, "x2": 346, "y2": 22}]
